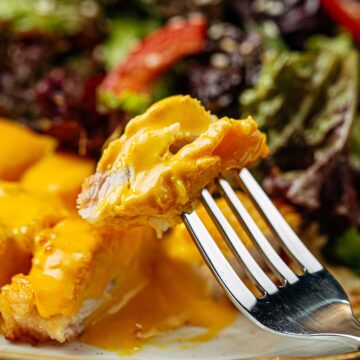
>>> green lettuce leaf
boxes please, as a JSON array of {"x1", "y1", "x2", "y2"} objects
[
  {"x1": 350, "y1": 116, "x2": 360, "y2": 171},
  {"x1": 241, "y1": 35, "x2": 359, "y2": 215},
  {"x1": 0, "y1": 0, "x2": 100, "y2": 34},
  {"x1": 102, "y1": 16, "x2": 160, "y2": 70},
  {"x1": 98, "y1": 89, "x2": 151, "y2": 114},
  {"x1": 241, "y1": 49, "x2": 340, "y2": 152},
  {"x1": 325, "y1": 228, "x2": 360, "y2": 276}
]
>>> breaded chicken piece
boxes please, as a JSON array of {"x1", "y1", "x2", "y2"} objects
[
  {"x1": 0, "y1": 119, "x2": 56, "y2": 181},
  {"x1": 0, "y1": 182, "x2": 68, "y2": 287},
  {"x1": 21, "y1": 153, "x2": 95, "y2": 209},
  {"x1": 78, "y1": 96, "x2": 268, "y2": 235},
  {"x1": 0, "y1": 218, "x2": 156, "y2": 343}
]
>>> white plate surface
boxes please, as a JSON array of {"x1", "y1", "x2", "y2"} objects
[{"x1": 0, "y1": 313, "x2": 358, "y2": 359}]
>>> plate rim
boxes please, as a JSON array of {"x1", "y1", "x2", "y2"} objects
[{"x1": 259, "y1": 352, "x2": 360, "y2": 360}]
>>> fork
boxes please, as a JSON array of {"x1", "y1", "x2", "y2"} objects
[{"x1": 182, "y1": 169, "x2": 360, "y2": 351}]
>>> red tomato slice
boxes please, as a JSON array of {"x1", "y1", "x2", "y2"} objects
[
  {"x1": 321, "y1": 0, "x2": 360, "y2": 41},
  {"x1": 99, "y1": 17, "x2": 207, "y2": 110}
]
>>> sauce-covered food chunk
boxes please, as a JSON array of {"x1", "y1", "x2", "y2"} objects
[
  {"x1": 0, "y1": 119, "x2": 57, "y2": 181},
  {"x1": 21, "y1": 153, "x2": 95, "y2": 209},
  {"x1": 0, "y1": 182, "x2": 68, "y2": 288},
  {"x1": 0, "y1": 218, "x2": 154, "y2": 343},
  {"x1": 78, "y1": 95, "x2": 268, "y2": 235}
]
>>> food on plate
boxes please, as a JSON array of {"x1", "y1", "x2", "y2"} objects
[
  {"x1": 0, "y1": 117, "x2": 241, "y2": 346},
  {"x1": 0, "y1": 204, "x2": 237, "y2": 346},
  {"x1": 21, "y1": 153, "x2": 95, "y2": 208},
  {"x1": 0, "y1": 119, "x2": 56, "y2": 181},
  {"x1": 0, "y1": 218, "x2": 155, "y2": 343},
  {"x1": 0, "y1": 0, "x2": 360, "y2": 355},
  {"x1": 81, "y1": 247, "x2": 236, "y2": 351},
  {"x1": 0, "y1": 182, "x2": 68, "y2": 287},
  {"x1": 78, "y1": 95, "x2": 268, "y2": 235}
]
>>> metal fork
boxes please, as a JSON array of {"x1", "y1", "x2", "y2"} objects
[{"x1": 182, "y1": 169, "x2": 360, "y2": 351}]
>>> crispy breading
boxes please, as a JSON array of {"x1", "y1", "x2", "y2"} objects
[{"x1": 0, "y1": 218, "x2": 155, "y2": 343}]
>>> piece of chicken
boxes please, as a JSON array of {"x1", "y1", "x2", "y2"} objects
[
  {"x1": 0, "y1": 182, "x2": 68, "y2": 288},
  {"x1": 0, "y1": 217, "x2": 156, "y2": 343},
  {"x1": 78, "y1": 95, "x2": 268, "y2": 236},
  {"x1": 0, "y1": 119, "x2": 56, "y2": 181},
  {"x1": 21, "y1": 153, "x2": 95, "y2": 209}
]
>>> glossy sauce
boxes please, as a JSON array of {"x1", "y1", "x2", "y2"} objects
[
  {"x1": 0, "y1": 182, "x2": 68, "y2": 287},
  {"x1": 82, "y1": 254, "x2": 237, "y2": 354},
  {"x1": 78, "y1": 95, "x2": 268, "y2": 233},
  {"x1": 0, "y1": 119, "x2": 56, "y2": 181},
  {"x1": 21, "y1": 153, "x2": 95, "y2": 209}
]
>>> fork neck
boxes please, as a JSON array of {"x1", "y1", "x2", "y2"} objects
[
  {"x1": 324, "y1": 306, "x2": 360, "y2": 349},
  {"x1": 336, "y1": 316, "x2": 360, "y2": 345}
]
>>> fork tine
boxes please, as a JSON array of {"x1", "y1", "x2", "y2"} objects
[
  {"x1": 200, "y1": 189, "x2": 278, "y2": 295},
  {"x1": 218, "y1": 178, "x2": 298, "y2": 285},
  {"x1": 182, "y1": 212, "x2": 257, "y2": 311},
  {"x1": 237, "y1": 169, "x2": 323, "y2": 273}
]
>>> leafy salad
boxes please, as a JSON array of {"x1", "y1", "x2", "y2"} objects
[{"x1": 0, "y1": 0, "x2": 359, "y2": 274}]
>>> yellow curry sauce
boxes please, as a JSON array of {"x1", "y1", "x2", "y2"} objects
[
  {"x1": 81, "y1": 249, "x2": 237, "y2": 354},
  {"x1": 0, "y1": 119, "x2": 56, "y2": 181}
]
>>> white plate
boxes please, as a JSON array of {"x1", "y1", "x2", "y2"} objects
[{"x1": 0, "y1": 314, "x2": 357, "y2": 359}]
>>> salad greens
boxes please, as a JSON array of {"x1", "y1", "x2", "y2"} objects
[
  {"x1": 102, "y1": 16, "x2": 160, "y2": 70},
  {"x1": 241, "y1": 34, "x2": 360, "y2": 274},
  {"x1": 326, "y1": 228, "x2": 360, "y2": 276},
  {"x1": 241, "y1": 34, "x2": 355, "y2": 154},
  {"x1": 98, "y1": 89, "x2": 151, "y2": 114},
  {"x1": 350, "y1": 116, "x2": 360, "y2": 171},
  {"x1": 0, "y1": 0, "x2": 101, "y2": 34}
]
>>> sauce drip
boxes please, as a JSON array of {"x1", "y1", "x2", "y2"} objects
[{"x1": 82, "y1": 255, "x2": 236, "y2": 354}]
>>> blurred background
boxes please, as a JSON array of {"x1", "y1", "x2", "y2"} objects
[{"x1": 0, "y1": 0, "x2": 360, "y2": 276}]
